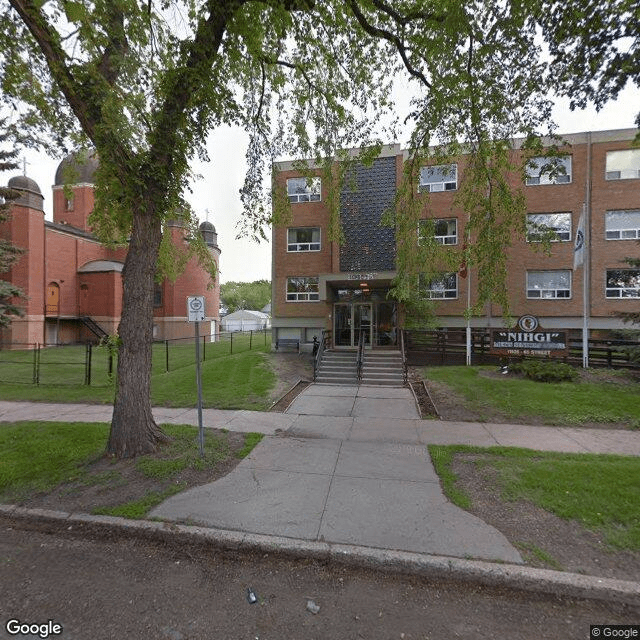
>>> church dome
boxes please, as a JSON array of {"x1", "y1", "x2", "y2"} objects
[
  {"x1": 199, "y1": 221, "x2": 219, "y2": 250},
  {"x1": 54, "y1": 150, "x2": 99, "y2": 186},
  {"x1": 7, "y1": 174, "x2": 44, "y2": 211},
  {"x1": 8, "y1": 175, "x2": 42, "y2": 195}
]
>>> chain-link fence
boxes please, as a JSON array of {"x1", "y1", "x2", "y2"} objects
[{"x1": 0, "y1": 329, "x2": 271, "y2": 386}]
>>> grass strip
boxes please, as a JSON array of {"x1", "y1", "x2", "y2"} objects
[
  {"x1": 429, "y1": 444, "x2": 640, "y2": 551},
  {"x1": 92, "y1": 484, "x2": 187, "y2": 519},
  {"x1": 425, "y1": 366, "x2": 640, "y2": 426},
  {"x1": 0, "y1": 421, "x2": 109, "y2": 499}
]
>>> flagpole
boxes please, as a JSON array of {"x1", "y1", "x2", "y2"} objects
[
  {"x1": 582, "y1": 202, "x2": 589, "y2": 368},
  {"x1": 584, "y1": 133, "x2": 592, "y2": 368}
]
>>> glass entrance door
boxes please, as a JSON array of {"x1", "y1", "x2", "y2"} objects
[{"x1": 333, "y1": 303, "x2": 372, "y2": 348}]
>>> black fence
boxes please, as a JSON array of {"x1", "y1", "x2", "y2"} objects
[
  {"x1": 0, "y1": 329, "x2": 271, "y2": 386},
  {"x1": 405, "y1": 329, "x2": 640, "y2": 369}
]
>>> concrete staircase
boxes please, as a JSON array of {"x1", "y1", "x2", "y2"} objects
[
  {"x1": 361, "y1": 350, "x2": 406, "y2": 386},
  {"x1": 314, "y1": 350, "x2": 358, "y2": 385},
  {"x1": 315, "y1": 350, "x2": 406, "y2": 386}
]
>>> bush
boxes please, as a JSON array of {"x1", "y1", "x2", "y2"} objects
[{"x1": 509, "y1": 359, "x2": 578, "y2": 383}]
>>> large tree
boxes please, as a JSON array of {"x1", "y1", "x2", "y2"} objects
[
  {"x1": 0, "y1": 0, "x2": 395, "y2": 457},
  {"x1": 221, "y1": 280, "x2": 271, "y2": 313},
  {"x1": 2, "y1": 0, "x2": 637, "y2": 457}
]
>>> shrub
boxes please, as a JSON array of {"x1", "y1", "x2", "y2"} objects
[{"x1": 509, "y1": 359, "x2": 578, "y2": 383}]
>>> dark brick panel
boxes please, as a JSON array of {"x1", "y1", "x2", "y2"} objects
[{"x1": 340, "y1": 156, "x2": 396, "y2": 272}]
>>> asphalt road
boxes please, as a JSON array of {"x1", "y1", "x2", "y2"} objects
[{"x1": 1, "y1": 518, "x2": 638, "y2": 640}]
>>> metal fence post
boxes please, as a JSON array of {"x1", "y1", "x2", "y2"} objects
[
  {"x1": 203, "y1": 333, "x2": 206, "y2": 361},
  {"x1": 85, "y1": 343, "x2": 92, "y2": 385},
  {"x1": 36, "y1": 343, "x2": 41, "y2": 385},
  {"x1": 165, "y1": 339, "x2": 169, "y2": 372},
  {"x1": 230, "y1": 332, "x2": 233, "y2": 355},
  {"x1": 32, "y1": 344, "x2": 38, "y2": 385},
  {"x1": 250, "y1": 330, "x2": 253, "y2": 350}
]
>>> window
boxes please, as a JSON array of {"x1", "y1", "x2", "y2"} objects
[
  {"x1": 287, "y1": 227, "x2": 321, "y2": 252},
  {"x1": 419, "y1": 218, "x2": 457, "y2": 245},
  {"x1": 606, "y1": 210, "x2": 640, "y2": 240},
  {"x1": 526, "y1": 213, "x2": 572, "y2": 242},
  {"x1": 65, "y1": 197, "x2": 74, "y2": 211},
  {"x1": 606, "y1": 270, "x2": 640, "y2": 298},
  {"x1": 153, "y1": 283, "x2": 163, "y2": 307},
  {"x1": 605, "y1": 149, "x2": 640, "y2": 180},
  {"x1": 419, "y1": 164, "x2": 457, "y2": 192},
  {"x1": 525, "y1": 156, "x2": 572, "y2": 185},
  {"x1": 526, "y1": 270, "x2": 571, "y2": 298},
  {"x1": 287, "y1": 177, "x2": 321, "y2": 203},
  {"x1": 419, "y1": 273, "x2": 458, "y2": 299},
  {"x1": 286, "y1": 277, "x2": 319, "y2": 301}
]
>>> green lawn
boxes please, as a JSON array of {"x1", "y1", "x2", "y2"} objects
[
  {"x1": 0, "y1": 335, "x2": 275, "y2": 410},
  {"x1": 424, "y1": 365, "x2": 640, "y2": 426},
  {"x1": 430, "y1": 445, "x2": 640, "y2": 551},
  {"x1": 0, "y1": 421, "x2": 109, "y2": 498},
  {"x1": 0, "y1": 421, "x2": 264, "y2": 516}
]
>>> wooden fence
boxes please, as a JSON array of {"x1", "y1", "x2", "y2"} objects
[{"x1": 404, "y1": 329, "x2": 640, "y2": 369}]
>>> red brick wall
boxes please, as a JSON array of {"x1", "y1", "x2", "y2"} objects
[
  {"x1": 52, "y1": 185, "x2": 95, "y2": 231},
  {"x1": 272, "y1": 167, "x2": 332, "y2": 321}
]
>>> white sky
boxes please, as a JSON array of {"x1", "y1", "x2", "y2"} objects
[{"x1": 18, "y1": 84, "x2": 640, "y2": 284}]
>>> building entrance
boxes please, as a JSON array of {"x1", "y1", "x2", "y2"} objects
[
  {"x1": 332, "y1": 289, "x2": 397, "y2": 348},
  {"x1": 334, "y1": 303, "x2": 372, "y2": 347}
]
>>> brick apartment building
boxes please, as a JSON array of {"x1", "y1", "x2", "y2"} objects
[
  {"x1": 271, "y1": 128, "x2": 639, "y2": 350},
  {"x1": 1, "y1": 152, "x2": 221, "y2": 347}
]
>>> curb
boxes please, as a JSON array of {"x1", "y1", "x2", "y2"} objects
[{"x1": 1, "y1": 504, "x2": 638, "y2": 607}]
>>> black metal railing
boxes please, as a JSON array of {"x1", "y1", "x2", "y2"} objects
[
  {"x1": 356, "y1": 329, "x2": 365, "y2": 381},
  {"x1": 313, "y1": 329, "x2": 330, "y2": 381},
  {"x1": 399, "y1": 328, "x2": 408, "y2": 384}
]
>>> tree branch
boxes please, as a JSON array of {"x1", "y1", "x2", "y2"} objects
[
  {"x1": 369, "y1": 0, "x2": 445, "y2": 26},
  {"x1": 345, "y1": 0, "x2": 432, "y2": 89}
]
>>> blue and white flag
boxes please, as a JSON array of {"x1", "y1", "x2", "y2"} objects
[{"x1": 573, "y1": 210, "x2": 585, "y2": 270}]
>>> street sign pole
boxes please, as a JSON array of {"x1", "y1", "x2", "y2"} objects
[
  {"x1": 194, "y1": 319, "x2": 204, "y2": 458},
  {"x1": 187, "y1": 296, "x2": 206, "y2": 458}
]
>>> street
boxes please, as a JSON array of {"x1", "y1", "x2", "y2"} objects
[{"x1": 0, "y1": 518, "x2": 637, "y2": 639}]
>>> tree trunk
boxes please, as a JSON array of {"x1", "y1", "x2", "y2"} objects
[{"x1": 107, "y1": 206, "x2": 170, "y2": 457}]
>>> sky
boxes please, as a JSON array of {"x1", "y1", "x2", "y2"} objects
[{"x1": 16, "y1": 84, "x2": 640, "y2": 285}]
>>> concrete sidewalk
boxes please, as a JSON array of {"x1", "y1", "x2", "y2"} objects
[
  {"x1": 148, "y1": 384, "x2": 640, "y2": 564},
  {"x1": 3, "y1": 388, "x2": 640, "y2": 563},
  {"x1": 2, "y1": 388, "x2": 640, "y2": 601}
]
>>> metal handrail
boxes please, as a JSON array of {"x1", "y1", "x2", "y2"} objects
[
  {"x1": 313, "y1": 329, "x2": 328, "y2": 381},
  {"x1": 399, "y1": 328, "x2": 408, "y2": 384},
  {"x1": 356, "y1": 329, "x2": 365, "y2": 381}
]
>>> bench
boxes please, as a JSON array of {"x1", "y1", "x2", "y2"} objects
[{"x1": 275, "y1": 338, "x2": 300, "y2": 352}]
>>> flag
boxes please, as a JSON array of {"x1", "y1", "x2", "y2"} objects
[{"x1": 573, "y1": 210, "x2": 585, "y2": 270}]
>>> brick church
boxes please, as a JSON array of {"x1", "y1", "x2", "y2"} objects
[{"x1": 1, "y1": 151, "x2": 221, "y2": 347}]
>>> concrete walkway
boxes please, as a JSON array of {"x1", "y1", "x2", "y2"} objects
[{"x1": 2, "y1": 388, "x2": 640, "y2": 565}]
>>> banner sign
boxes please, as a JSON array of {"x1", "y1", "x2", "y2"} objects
[{"x1": 490, "y1": 315, "x2": 568, "y2": 357}]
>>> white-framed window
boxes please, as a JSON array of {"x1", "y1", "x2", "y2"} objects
[
  {"x1": 418, "y1": 218, "x2": 457, "y2": 245},
  {"x1": 526, "y1": 270, "x2": 571, "y2": 299},
  {"x1": 287, "y1": 227, "x2": 321, "y2": 252},
  {"x1": 605, "y1": 149, "x2": 640, "y2": 181},
  {"x1": 419, "y1": 273, "x2": 458, "y2": 299},
  {"x1": 606, "y1": 270, "x2": 640, "y2": 298},
  {"x1": 286, "y1": 177, "x2": 321, "y2": 203},
  {"x1": 419, "y1": 164, "x2": 457, "y2": 193},
  {"x1": 606, "y1": 210, "x2": 640, "y2": 240},
  {"x1": 286, "y1": 276, "x2": 319, "y2": 301},
  {"x1": 525, "y1": 156, "x2": 572, "y2": 185},
  {"x1": 526, "y1": 213, "x2": 572, "y2": 242}
]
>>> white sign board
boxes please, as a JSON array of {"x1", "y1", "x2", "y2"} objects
[{"x1": 187, "y1": 296, "x2": 206, "y2": 322}]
